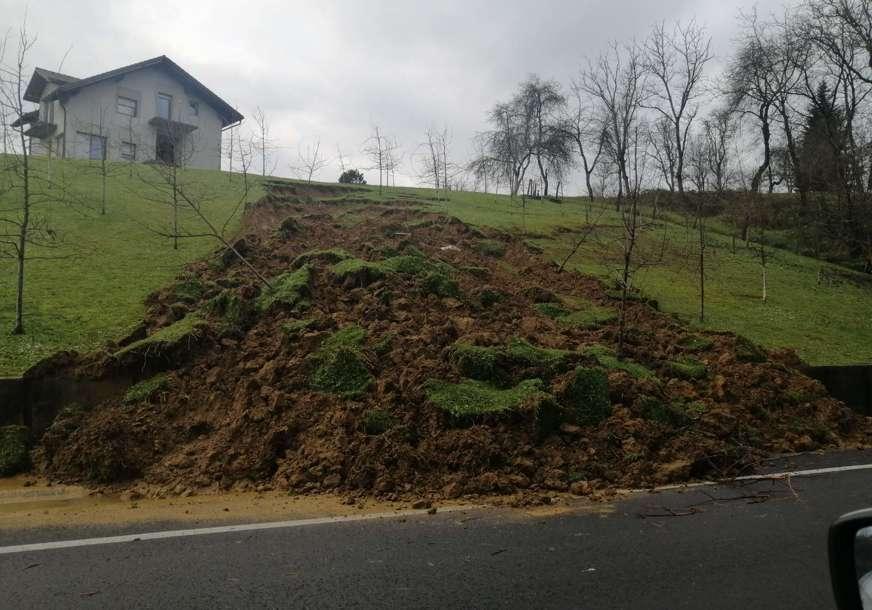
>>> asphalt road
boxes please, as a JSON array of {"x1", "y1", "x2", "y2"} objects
[{"x1": 2, "y1": 452, "x2": 872, "y2": 609}]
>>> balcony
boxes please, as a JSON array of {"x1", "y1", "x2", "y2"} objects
[
  {"x1": 23, "y1": 120, "x2": 57, "y2": 139},
  {"x1": 148, "y1": 116, "x2": 198, "y2": 139}
]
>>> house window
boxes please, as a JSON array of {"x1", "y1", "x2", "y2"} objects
[
  {"x1": 117, "y1": 96, "x2": 138, "y2": 118},
  {"x1": 188, "y1": 100, "x2": 199, "y2": 117},
  {"x1": 120, "y1": 141, "x2": 136, "y2": 161},
  {"x1": 79, "y1": 132, "x2": 106, "y2": 161},
  {"x1": 157, "y1": 93, "x2": 172, "y2": 120}
]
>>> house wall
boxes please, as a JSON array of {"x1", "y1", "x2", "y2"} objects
[{"x1": 37, "y1": 66, "x2": 224, "y2": 169}]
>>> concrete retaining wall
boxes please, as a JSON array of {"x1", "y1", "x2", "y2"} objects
[
  {"x1": 807, "y1": 365, "x2": 872, "y2": 416},
  {"x1": 0, "y1": 375, "x2": 126, "y2": 435}
]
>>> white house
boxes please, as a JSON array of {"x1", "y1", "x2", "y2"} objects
[{"x1": 13, "y1": 56, "x2": 243, "y2": 170}]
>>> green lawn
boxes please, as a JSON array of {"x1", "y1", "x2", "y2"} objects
[
  {"x1": 0, "y1": 157, "x2": 262, "y2": 376},
  {"x1": 1, "y1": 161, "x2": 869, "y2": 375}
]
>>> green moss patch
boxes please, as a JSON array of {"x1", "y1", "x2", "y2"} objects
[
  {"x1": 477, "y1": 239, "x2": 507, "y2": 258},
  {"x1": 425, "y1": 378, "x2": 549, "y2": 419},
  {"x1": 309, "y1": 325, "x2": 373, "y2": 396},
  {"x1": 291, "y1": 248, "x2": 353, "y2": 269},
  {"x1": 0, "y1": 425, "x2": 30, "y2": 476},
  {"x1": 560, "y1": 367, "x2": 611, "y2": 426},
  {"x1": 114, "y1": 314, "x2": 208, "y2": 359},
  {"x1": 583, "y1": 344, "x2": 656, "y2": 380},
  {"x1": 123, "y1": 373, "x2": 170, "y2": 405},
  {"x1": 362, "y1": 410, "x2": 396, "y2": 435},
  {"x1": 666, "y1": 357, "x2": 708, "y2": 380},
  {"x1": 257, "y1": 265, "x2": 312, "y2": 312}
]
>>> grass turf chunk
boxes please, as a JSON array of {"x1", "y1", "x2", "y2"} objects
[
  {"x1": 257, "y1": 265, "x2": 312, "y2": 311},
  {"x1": 666, "y1": 357, "x2": 708, "y2": 380},
  {"x1": 0, "y1": 425, "x2": 30, "y2": 476},
  {"x1": 282, "y1": 318, "x2": 317, "y2": 340},
  {"x1": 123, "y1": 374, "x2": 170, "y2": 404},
  {"x1": 449, "y1": 343, "x2": 503, "y2": 382},
  {"x1": 309, "y1": 325, "x2": 373, "y2": 396},
  {"x1": 678, "y1": 335, "x2": 715, "y2": 352},
  {"x1": 291, "y1": 248, "x2": 353, "y2": 269},
  {"x1": 735, "y1": 336, "x2": 767, "y2": 363},
  {"x1": 583, "y1": 344, "x2": 656, "y2": 380},
  {"x1": 425, "y1": 378, "x2": 548, "y2": 419},
  {"x1": 534, "y1": 296, "x2": 617, "y2": 329},
  {"x1": 204, "y1": 290, "x2": 255, "y2": 330},
  {"x1": 476, "y1": 239, "x2": 507, "y2": 258},
  {"x1": 506, "y1": 338, "x2": 573, "y2": 371},
  {"x1": 114, "y1": 314, "x2": 207, "y2": 358},
  {"x1": 561, "y1": 367, "x2": 611, "y2": 426}
]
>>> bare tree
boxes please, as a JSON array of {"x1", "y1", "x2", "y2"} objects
[
  {"x1": 518, "y1": 76, "x2": 572, "y2": 198},
  {"x1": 647, "y1": 116, "x2": 678, "y2": 191},
  {"x1": 728, "y1": 12, "x2": 803, "y2": 194},
  {"x1": 0, "y1": 22, "x2": 77, "y2": 335},
  {"x1": 292, "y1": 139, "x2": 329, "y2": 183},
  {"x1": 362, "y1": 125, "x2": 387, "y2": 194},
  {"x1": 686, "y1": 131, "x2": 708, "y2": 193},
  {"x1": 643, "y1": 20, "x2": 713, "y2": 194},
  {"x1": 563, "y1": 80, "x2": 606, "y2": 201},
  {"x1": 703, "y1": 109, "x2": 736, "y2": 193},
  {"x1": 142, "y1": 129, "x2": 268, "y2": 286},
  {"x1": 383, "y1": 135, "x2": 402, "y2": 188},
  {"x1": 581, "y1": 41, "x2": 647, "y2": 206},
  {"x1": 251, "y1": 106, "x2": 276, "y2": 177},
  {"x1": 336, "y1": 144, "x2": 347, "y2": 173},
  {"x1": 613, "y1": 123, "x2": 657, "y2": 355}
]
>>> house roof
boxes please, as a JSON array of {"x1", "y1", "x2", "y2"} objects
[
  {"x1": 34, "y1": 56, "x2": 244, "y2": 127},
  {"x1": 23, "y1": 68, "x2": 79, "y2": 103}
]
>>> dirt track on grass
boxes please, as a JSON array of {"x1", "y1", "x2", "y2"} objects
[{"x1": 26, "y1": 182, "x2": 872, "y2": 503}]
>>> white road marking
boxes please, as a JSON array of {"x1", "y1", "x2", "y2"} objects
[
  {"x1": 0, "y1": 505, "x2": 476, "y2": 556},
  {"x1": 734, "y1": 462, "x2": 872, "y2": 481},
  {"x1": 630, "y1": 462, "x2": 872, "y2": 494},
  {"x1": 3, "y1": 462, "x2": 871, "y2": 556}
]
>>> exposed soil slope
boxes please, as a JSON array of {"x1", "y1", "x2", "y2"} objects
[{"x1": 28, "y1": 184, "x2": 871, "y2": 500}]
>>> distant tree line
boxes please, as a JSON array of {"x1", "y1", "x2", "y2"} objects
[{"x1": 469, "y1": 2, "x2": 872, "y2": 273}]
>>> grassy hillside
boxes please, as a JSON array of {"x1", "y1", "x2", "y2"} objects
[
  {"x1": 0, "y1": 157, "x2": 262, "y2": 376},
  {"x1": 1, "y1": 159, "x2": 870, "y2": 376}
]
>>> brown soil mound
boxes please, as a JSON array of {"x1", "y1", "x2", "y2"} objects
[{"x1": 29, "y1": 185, "x2": 871, "y2": 501}]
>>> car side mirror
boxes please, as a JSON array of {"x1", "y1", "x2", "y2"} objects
[{"x1": 830, "y1": 509, "x2": 872, "y2": 610}]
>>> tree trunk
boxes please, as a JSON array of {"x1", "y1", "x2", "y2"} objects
[{"x1": 13, "y1": 134, "x2": 30, "y2": 335}]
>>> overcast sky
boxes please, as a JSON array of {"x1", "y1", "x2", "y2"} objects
[{"x1": 2, "y1": 0, "x2": 796, "y2": 190}]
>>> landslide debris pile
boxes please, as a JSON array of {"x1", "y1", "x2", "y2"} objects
[{"x1": 26, "y1": 186, "x2": 869, "y2": 500}]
